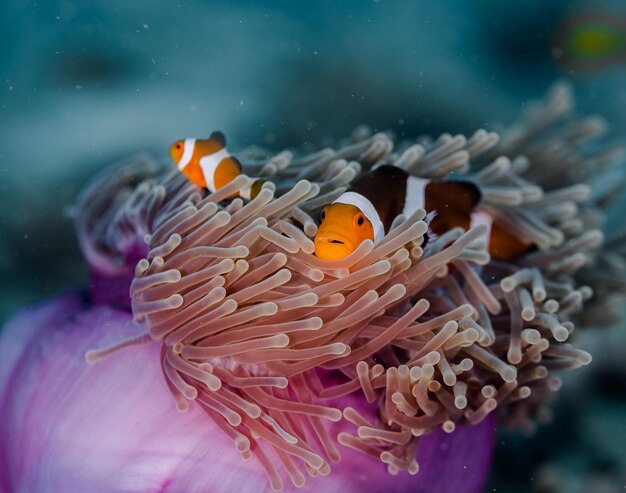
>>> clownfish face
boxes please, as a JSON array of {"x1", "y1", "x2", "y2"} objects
[
  {"x1": 170, "y1": 140, "x2": 185, "y2": 164},
  {"x1": 314, "y1": 203, "x2": 374, "y2": 260}
]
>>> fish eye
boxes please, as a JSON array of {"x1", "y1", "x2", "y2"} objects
[
  {"x1": 176, "y1": 144, "x2": 182, "y2": 149},
  {"x1": 321, "y1": 208, "x2": 326, "y2": 221},
  {"x1": 356, "y1": 214, "x2": 365, "y2": 227}
]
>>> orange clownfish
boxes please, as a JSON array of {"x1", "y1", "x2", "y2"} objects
[
  {"x1": 469, "y1": 211, "x2": 535, "y2": 263},
  {"x1": 314, "y1": 164, "x2": 481, "y2": 260},
  {"x1": 170, "y1": 131, "x2": 263, "y2": 199}
]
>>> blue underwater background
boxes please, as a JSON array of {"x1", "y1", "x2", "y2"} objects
[{"x1": 1, "y1": 0, "x2": 625, "y2": 491}]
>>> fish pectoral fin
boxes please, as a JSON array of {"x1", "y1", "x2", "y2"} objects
[{"x1": 429, "y1": 209, "x2": 472, "y2": 236}]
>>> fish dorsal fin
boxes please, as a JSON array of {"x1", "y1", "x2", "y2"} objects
[{"x1": 210, "y1": 131, "x2": 226, "y2": 147}]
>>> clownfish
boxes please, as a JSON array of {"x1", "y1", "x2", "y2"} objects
[
  {"x1": 170, "y1": 131, "x2": 263, "y2": 199},
  {"x1": 469, "y1": 211, "x2": 535, "y2": 263},
  {"x1": 314, "y1": 165, "x2": 481, "y2": 260}
]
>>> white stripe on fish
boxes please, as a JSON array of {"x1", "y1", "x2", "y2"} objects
[
  {"x1": 199, "y1": 147, "x2": 232, "y2": 192},
  {"x1": 333, "y1": 191, "x2": 385, "y2": 243},
  {"x1": 178, "y1": 138, "x2": 196, "y2": 170}
]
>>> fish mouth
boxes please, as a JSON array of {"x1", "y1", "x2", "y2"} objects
[
  {"x1": 319, "y1": 237, "x2": 346, "y2": 245},
  {"x1": 315, "y1": 233, "x2": 353, "y2": 248},
  {"x1": 314, "y1": 234, "x2": 355, "y2": 260}
]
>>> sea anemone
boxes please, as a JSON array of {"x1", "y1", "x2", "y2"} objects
[
  {"x1": 485, "y1": 83, "x2": 626, "y2": 329},
  {"x1": 1, "y1": 83, "x2": 622, "y2": 492},
  {"x1": 0, "y1": 292, "x2": 493, "y2": 493}
]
